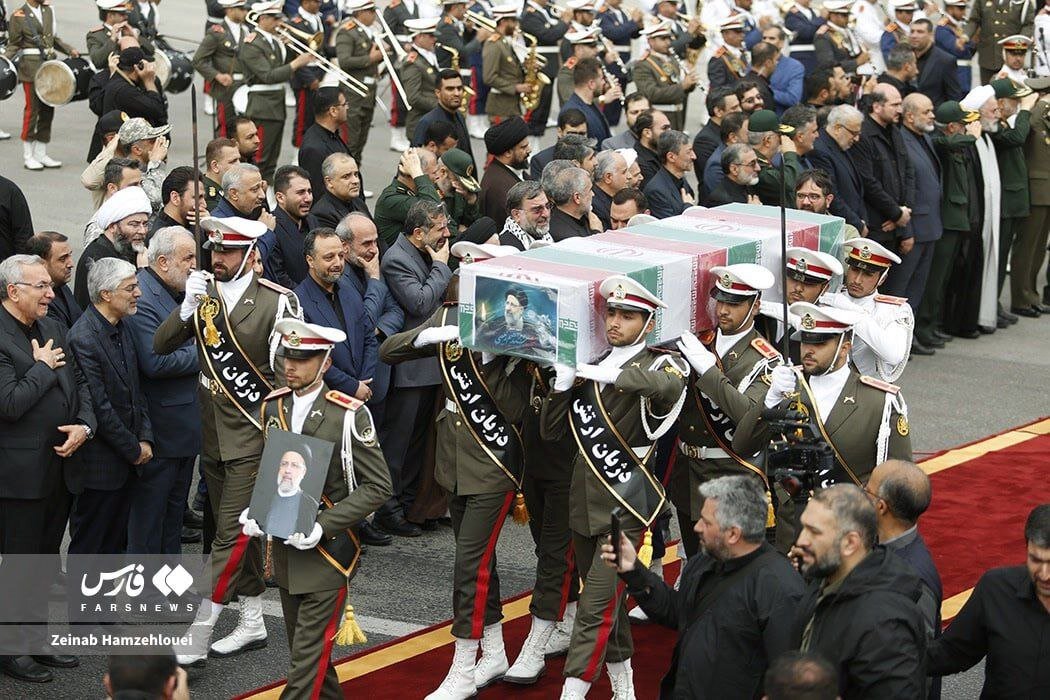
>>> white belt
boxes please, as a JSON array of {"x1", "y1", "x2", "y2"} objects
[
  {"x1": 679, "y1": 442, "x2": 730, "y2": 461},
  {"x1": 654, "y1": 103, "x2": 682, "y2": 112},
  {"x1": 459, "y1": 69, "x2": 472, "y2": 77},
  {"x1": 445, "y1": 399, "x2": 459, "y2": 414},
  {"x1": 199, "y1": 372, "x2": 220, "y2": 393},
  {"x1": 21, "y1": 48, "x2": 44, "y2": 55},
  {"x1": 363, "y1": 76, "x2": 376, "y2": 85},
  {"x1": 790, "y1": 44, "x2": 815, "y2": 53},
  {"x1": 232, "y1": 72, "x2": 245, "y2": 80},
  {"x1": 613, "y1": 45, "x2": 631, "y2": 52},
  {"x1": 957, "y1": 59, "x2": 972, "y2": 66},
  {"x1": 537, "y1": 46, "x2": 561, "y2": 54},
  {"x1": 247, "y1": 84, "x2": 285, "y2": 92}
]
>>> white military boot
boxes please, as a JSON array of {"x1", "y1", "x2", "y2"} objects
[
  {"x1": 209, "y1": 594, "x2": 267, "y2": 657},
  {"x1": 23, "y1": 141, "x2": 42, "y2": 170},
  {"x1": 389, "y1": 126, "x2": 409, "y2": 152},
  {"x1": 466, "y1": 114, "x2": 487, "y2": 139},
  {"x1": 607, "y1": 659, "x2": 636, "y2": 700},
  {"x1": 559, "y1": 677, "x2": 591, "y2": 699},
  {"x1": 545, "y1": 601, "x2": 576, "y2": 657},
  {"x1": 175, "y1": 599, "x2": 224, "y2": 666},
  {"x1": 424, "y1": 638, "x2": 478, "y2": 700},
  {"x1": 474, "y1": 622, "x2": 508, "y2": 688},
  {"x1": 33, "y1": 141, "x2": 61, "y2": 168},
  {"x1": 504, "y1": 616, "x2": 555, "y2": 684}
]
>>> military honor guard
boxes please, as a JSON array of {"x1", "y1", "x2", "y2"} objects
[
  {"x1": 816, "y1": 0, "x2": 870, "y2": 74},
  {"x1": 671, "y1": 265, "x2": 782, "y2": 558},
  {"x1": 708, "y1": 15, "x2": 751, "y2": 91},
  {"x1": 783, "y1": 0, "x2": 827, "y2": 74},
  {"x1": 287, "y1": 0, "x2": 330, "y2": 148},
  {"x1": 400, "y1": 17, "x2": 445, "y2": 145},
  {"x1": 967, "y1": 0, "x2": 1037, "y2": 83},
  {"x1": 519, "y1": 0, "x2": 571, "y2": 141},
  {"x1": 336, "y1": 0, "x2": 384, "y2": 165},
  {"x1": 193, "y1": 0, "x2": 249, "y2": 138},
  {"x1": 237, "y1": 0, "x2": 313, "y2": 184},
  {"x1": 481, "y1": 4, "x2": 526, "y2": 124},
  {"x1": 5, "y1": 0, "x2": 80, "y2": 170},
  {"x1": 851, "y1": 0, "x2": 888, "y2": 72},
  {"x1": 540, "y1": 276, "x2": 688, "y2": 700},
  {"x1": 87, "y1": 0, "x2": 156, "y2": 71},
  {"x1": 633, "y1": 20, "x2": 697, "y2": 132},
  {"x1": 154, "y1": 216, "x2": 302, "y2": 666},
  {"x1": 380, "y1": 243, "x2": 529, "y2": 700},
  {"x1": 996, "y1": 34, "x2": 1034, "y2": 83},
  {"x1": 437, "y1": 0, "x2": 488, "y2": 98},
  {"x1": 758, "y1": 247, "x2": 845, "y2": 355},
  {"x1": 824, "y1": 238, "x2": 913, "y2": 383},
  {"x1": 936, "y1": 0, "x2": 978, "y2": 91},
  {"x1": 879, "y1": 0, "x2": 919, "y2": 57},
  {"x1": 383, "y1": 0, "x2": 421, "y2": 152},
  {"x1": 733, "y1": 302, "x2": 913, "y2": 549},
  {"x1": 242, "y1": 319, "x2": 392, "y2": 699},
  {"x1": 1012, "y1": 76, "x2": 1050, "y2": 313}
]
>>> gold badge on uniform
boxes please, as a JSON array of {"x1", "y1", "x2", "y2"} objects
[
  {"x1": 612, "y1": 284, "x2": 626, "y2": 300},
  {"x1": 444, "y1": 339, "x2": 463, "y2": 362},
  {"x1": 359, "y1": 426, "x2": 377, "y2": 447},
  {"x1": 796, "y1": 258, "x2": 808, "y2": 273},
  {"x1": 801, "y1": 313, "x2": 816, "y2": 330},
  {"x1": 287, "y1": 331, "x2": 301, "y2": 347},
  {"x1": 859, "y1": 246, "x2": 872, "y2": 260},
  {"x1": 721, "y1": 273, "x2": 732, "y2": 287},
  {"x1": 896, "y1": 415, "x2": 910, "y2": 436},
  {"x1": 265, "y1": 414, "x2": 281, "y2": 437},
  {"x1": 663, "y1": 364, "x2": 683, "y2": 378}
]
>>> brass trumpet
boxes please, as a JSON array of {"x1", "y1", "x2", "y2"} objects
[{"x1": 465, "y1": 10, "x2": 498, "y2": 33}]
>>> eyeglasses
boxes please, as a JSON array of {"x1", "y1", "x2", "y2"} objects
[
  {"x1": 736, "y1": 159, "x2": 760, "y2": 169},
  {"x1": 118, "y1": 283, "x2": 141, "y2": 294},
  {"x1": 797, "y1": 193, "x2": 827, "y2": 202},
  {"x1": 12, "y1": 281, "x2": 54, "y2": 291},
  {"x1": 526, "y1": 203, "x2": 552, "y2": 215},
  {"x1": 839, "y1": 125, "x2": 862, "y2": 139}
]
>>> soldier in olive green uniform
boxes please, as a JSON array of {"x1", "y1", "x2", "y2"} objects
[
  {"x1": 192, "y1": 0, "x2": 249, "y2": 137},
  {"x1": 154, "y1": 216, "x2": 302, "y2": 666},
  {"x1": 381, "y1": 243, "x2": 531, "y2": 699},
  {"x1": 335, "y1": 0, "x2": 383, "y2": 165},
  {"x1": 373, "y1": 149, "x2": 444, "y2": 244},
  {"x1": 542, "y1": 276, "x2": 688, "y2": 699},
  {"x1": 237, "y1": 0, "x2": 312, "y2": 184},
  {"x1": 632, "y1": 21, "x2": 695, "y2": 132},
  {"x1": 671, "y1": 265, "x2": 781, "y2": 557},
  {"x1": 243, "y1": 319, "x2": 392, "y2": 700},
  {"x1": 482, "y1": 8, "x2": 525, "y2": 124},
  {"x1": 1013, "y1": 77, "x2": 1050, "y2": 311},
  {"x1": 966, "y1": 0, "x2": 1036, "y2": 83},
  {"x1": 400, "y1": 17, "x2": 443, "y2": 145},
  {"x1": 734, "y1": 302, "x2": 912, "y2": 551},
  {"x1": 86, "y1": 1, "x2": 155, "y2": 71}
]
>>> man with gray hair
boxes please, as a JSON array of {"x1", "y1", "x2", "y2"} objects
[
  {"x1": 67, "y1": 257, "x2": 152, "y2": 557},
  {"x1": 790, "y1": 484, "x2": 927, "y2": 698},
  {"x1": 810, "y1": 104, "x2": 868, "y2": 236},
  {"x1": 548, "y1": 167, "x2": 595, "y2": 241},
  {"x1": 125, "y1": 228, "x2": 202, "y2": 555},
  {"x1": 591, "y1": 151, "x2": 629, "y2": 231},
  {"x1": 644, "y1": 130, "x2": 696, "y2": 218},
  {"x1": 601, "y1": 475, "x2": 804, "y2": 698},
  {"x1": 500, "y1": 181, "x2": 554, "y2": 251},
  {"x1": 705, "y1": 143, "x2": 761, "y2": 206},
  {"x1": 312, "y1": 153, "x2": 370, "y2": 231}
]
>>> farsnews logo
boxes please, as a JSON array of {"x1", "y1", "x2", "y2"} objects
[{"x1": 81, "y1": 563, "x2": 193, "y2": 598}]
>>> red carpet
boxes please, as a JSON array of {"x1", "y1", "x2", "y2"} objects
[{"x1": 239, "y1": 418, "x2": 1050, "y2": 699}]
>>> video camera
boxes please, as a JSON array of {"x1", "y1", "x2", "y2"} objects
[{"x1": 762, "y1": 408, "x2": 835, "y2": 504}]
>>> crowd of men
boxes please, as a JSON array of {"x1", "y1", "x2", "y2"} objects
[{"x1": 1, "y1": 0, "x2": 1050, "y2": 698}]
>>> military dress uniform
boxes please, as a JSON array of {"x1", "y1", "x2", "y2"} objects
[
  {"x1": 192, "y1": 12, "x2": 247, "y2": 137},
  {"x1": 335, "y1": 9, "x2": 380, "y2": 164},
  {"x1": 287, "y1": 8, "x2": 329, "y2": 147},
  {"x1": 519, "y1": 0, "x2": 568, "y2": 137},
  {"x1": 202, "y1": 174, "x2": 225, "y2": 212},
  {"x1": 482, "y1": 32, "x2": 524, "y2": 123},
  {"x1": 383, "y1": 0, "x2": 420, "y2": 139},
  {"x1": 814, "y1": 17, "x2": 867, "y2": 73},
  {"x1": 400, "y1": 42, "x2": 442, "y2": 145},
  {"x1": 990, "y1": 80, "x2": 1032, "y2": 296},
  {"x1": 153, "y1": 217, "x2": 302, "y2": 664},
  {"x1": 5, "y1": 2, "x2": 78, "y2": 158},
  {"x1": 936, "y1": 10, "x2": 977, "y2": 92},
  {"x1": 254, "y1": 320, "x2": 392, "y2": 700},
  {"x1": 633, "y1": 47, "x2": 691, "y2": 132},
  {"x1": 86, "y1": 14, "x2": 156, "y2": 71},
  {"x1": 541, "y1": 277, "x2": 688, "y2": 693},
  {"x1": 1012, "y1": 83, "x2": 1050, "y2": 310},
  {"x1": 966, "y1": 0, "x2": 1036, "y2": 82},
  {"x1": 707, "y1": 44, "x2": 750, "y2": 91}
]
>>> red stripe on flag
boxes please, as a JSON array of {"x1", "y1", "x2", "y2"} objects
[
  {"x1": 471, "y1": 491, "x2": 515, "y2": 639},
  {"x1": 310, "y1": 586, "x2": 348, "y2": 700}
]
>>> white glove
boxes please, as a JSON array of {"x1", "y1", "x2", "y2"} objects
[
  {"x1": 413, "y1": 325, "x2": 460, "y2": 348},
  {"x1": 553, "y1": 363, "x2": 576, "y2": 391},
  {"x1": 239, "y1": 507, "x2": 264, "y2": 538},
  {"x1": 677, "y1": 331, "x2": 716, "y2": 374},
  {"x1": 764, "y1": 365, "x2": 797, "y2": 409},
  {"x1": 284, "y1": 522, "x2": 324, "y2": 550},
  {"x1": 179, "y1": 270, "x2": 211, "y2": 321},
  {"x1": 820, "y1": 292, "x2": 862, "y2": 313},
  {"x1": 759, "y1": 299, "x2": 783, "y2": 319},
  {"x1": 576, "y1": 363, "x2": 621, "y2": 385}
]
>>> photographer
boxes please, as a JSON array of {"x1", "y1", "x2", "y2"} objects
[
  {"x1": 601, "y1": 475, "x2": 804, "y2": 699},
  {"x1": 733, "y1": 303, "x2": 912, "y2": 551},
  {"x1": 101, "y1": 46, "x2": 168, "y2": 129}
]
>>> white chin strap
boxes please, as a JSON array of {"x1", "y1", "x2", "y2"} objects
[
  {"x1": 232, "y1": 242, "x2": 256, "y2": 280},
  {"x1": 822, "y1": 331, "x2": 851, "y2": 376},
  {"x1": 630, "y1": 309, "x2": 655, "y2": 345},
  {"x1": 308, "y1": 348, "x2": 333, "y2": 389}
]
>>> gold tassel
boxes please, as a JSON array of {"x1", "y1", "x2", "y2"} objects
[
  {"x1": 766, "y1": 490, "x2": 776, "y2": 528},
  {"x1": 512, "y1": 491, "x2": 530, "y2": 525},
  {"x1": 637, "y1": 530, "x2": 653, "y2": 569},
  {"x1": 263, "y1": 538, "x2": 274, "y2": 581},
  {"x1": 199, "y1": 297, "x2": 221, "y2": 348},
  {"x1": 334, "y1": 596, "x2": 368, "y2": 647}
]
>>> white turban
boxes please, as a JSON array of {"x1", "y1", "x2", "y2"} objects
[
  {"x1": 960, "y1": 85, "x2": 996, "y2": 112},
  {"x1": 95, "y1": 186, "x2": 151, "y2": 230},
  {"x1": 616, "y1": 148, "x2": 638, "y2": 169}
]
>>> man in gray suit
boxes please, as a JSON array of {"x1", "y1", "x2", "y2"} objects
[{"x1": 376, "y1": 200, "x2": 452, "y2": 536}]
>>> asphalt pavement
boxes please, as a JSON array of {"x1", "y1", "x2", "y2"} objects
[{"x1": 0, "y1": 2, "x2": 1039, "y2": 698}]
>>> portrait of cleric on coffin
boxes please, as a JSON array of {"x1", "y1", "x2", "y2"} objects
[{"x1": 248, "y1": 431, "x2": 332, "y2": 540}]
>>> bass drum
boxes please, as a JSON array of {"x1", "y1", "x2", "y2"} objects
[
  {"x1": 34, "y1": 57, "x2": 95, "y2": 107},
  {"x1": 154, "y1": 48, "x2": 194, "y2": 94},
  {"x1": 0, "y1": 56, "x2": 17, "y2": 101}
]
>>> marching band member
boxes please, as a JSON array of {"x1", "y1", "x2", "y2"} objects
[
  {"x1": 633, "y1": 20, "x2": 698, "y2": 131},
  {"x1": 936, "y1": 0, "x2": 978, "y2": 91},
  {"x1": 192, "y1": 0, "x2": 248, "y2": 138}
]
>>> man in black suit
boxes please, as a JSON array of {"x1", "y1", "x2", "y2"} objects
[
  {"x1": 311, "y1": 154, "x2": 371, "y2": 230},
  {"x1": 911, "y1": 19, "x2": 963, "y2": 107},
  {"x1": 644, "y1": 130, "x2": 696, "y2": 218},
  {"x1": 265, "y1": 165, "x2": 317, "y2": 288},
  {"x1": 704, "y1": 143, "x2": 761, "y2": 207},
  {"x1": 24, "y1": 233, "x2": 81, "y2": 330},
  {"x1": 125, "y1": 228, "x2": 201, "y2": 555},
  {"x1": 411, "y1": 69, "x2": 476, "y2": 170},
  {"x1": 692, "y1": 87, "x2": 741, "y2": 186},
  {"x1": 67, "y1": 257, "x2": 153, "y2": 556},
  {"x1": 147, "y1": 167, "x2": 208, "y2": 240},
  {"x1": 297, "y1": 87, "x2": 352, "y2": 199},
  {"x1": 0, "y1": 254, "x2": 94, "y2": 683},
  {"x1": 866, "y1": 459, "x2": 943, "y2": 699},
  {"x1": 809, "y1": 104, "x2": 868, "y2": 235},
  {"x1": 0, "y1": 174, "x2": 33, "y2": 262}
]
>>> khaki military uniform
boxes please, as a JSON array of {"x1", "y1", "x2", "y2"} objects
[
  {"x1": 734, "y1": 368, "x2": 912, "y2": 551},
  {"x1": 633, "y1": 51, "x2": 690, "y2": 132},
  {"x1": 400, "y1": 48, "x2": 441, "y2": 143},
  {"x1": 1013, "y1": 95, "x2": 1050, "y2": 308},
  {"x1": 966, "y1": 0, "x2": 1036, "y2": 81},
  {"x1": 262, "y1": 385, "x2": 392, "y2": 699},
  {"x1": 670, "y1": 329, "x2": 779, "y2": 556},
  {"x1": 335, "y1": 18, "x2": 379, "y2": 164},
  {"x1": 556, "y1": 56, "x2": 578, "y2": 106},
  {"x1": 85, "y1": 24, "x2": 155, "y2": 71},
  {"x1": 541, "y1": 349, "x2": 687, "y2": 681},
  {"x1": 239, "y1": 30, "x2": 297, "y2": 184},
  {"x1": 381, "y1": 304, "x2": 529, "y2": 638},
  {"x1": 193, "y1": 19, "x2": 246, "y2": 137},
  {"x1": 154, "y1": 275, "x2": 301, "y2": 605},
  {"x1": 202, "y1": 175, "x2": 225, "y2": 213},
  {"x1": 482, "y1": 34, "x2": 524, "y2": 122},
  {"x1": 4, "y1": 2, "x2": 78, "y2": 144}
]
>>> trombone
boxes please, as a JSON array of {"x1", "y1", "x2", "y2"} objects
[
  {"x1": 465, "y1": 10, "x2": 498, "y2": 33},
  {"x1": 245, "y1": 9, "x2": 369, "y2": 98}
]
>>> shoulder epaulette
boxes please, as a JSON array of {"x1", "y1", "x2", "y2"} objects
[
  {"x1": 444, "y1": 16, "x2": 454, "y2": 24},
  {"x1": 326, "y1": 389, "x2": 363, "y2": 410},
  {"x1": 885, "y1": 22, "x2": 898, "y2": 33},
  {"x1": 290, "y1": 16, "x2": 304, "y2": 23},
  {"x1": 488, "y1": 32, "x2": 501, "y2": 41},
  {"x1": 13, "y1": 9, "x2": 24, "y2": 17},
  {"x1": 938, "y1": 17, "x2": 950, "y2": 26},
  {"x1": 565, "y1": 56, "x2": 578, "y2": 68},
  {"x1": 212, "y1": 24, "x2": 226, "y2": 33},
  {"x1": 751, "y1": 336, "x2": 781, "y2": 360},
  {"x1": 405, "y1": 50, "x2": 418, "y2": 62},
  {"x1": 874, "y1": 293, "x2": 907, "y2": 305},
  {"x1": 860, "y1": 375, "x2": 900, "y2": 394},
  {"x1": 714, "y1": 46, "x2": 726, "y2": 57},
  {"x1": 257, "y1": 277, "x2": 294, "y2": 295},
  {"x1": 245, "y1": 31, "x2": 258, "y2": 42},
  {"x1": 90, "y1": 24, "x2": 105, "y2": 31},
  {"x1": 342, "y1": 19, "x2": 357, "y2": 30},
  {"x1": 264, "y1": 386, "x2": 292, "y2": 401}
]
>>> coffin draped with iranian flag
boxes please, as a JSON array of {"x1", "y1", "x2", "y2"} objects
[{"x1": 457, "y1": 205, "x2": 845, "y2": 365}]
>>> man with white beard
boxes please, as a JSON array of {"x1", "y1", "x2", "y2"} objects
[
  {"x1": 960, "y1": 84, "x2": 1003, "y2": 333},
  {"x1": 74, "y1": 186, "x2": 151, "y2": 309},
  {"x1": 498, "y1": 181, "x2": 554, "y2": 251}
]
